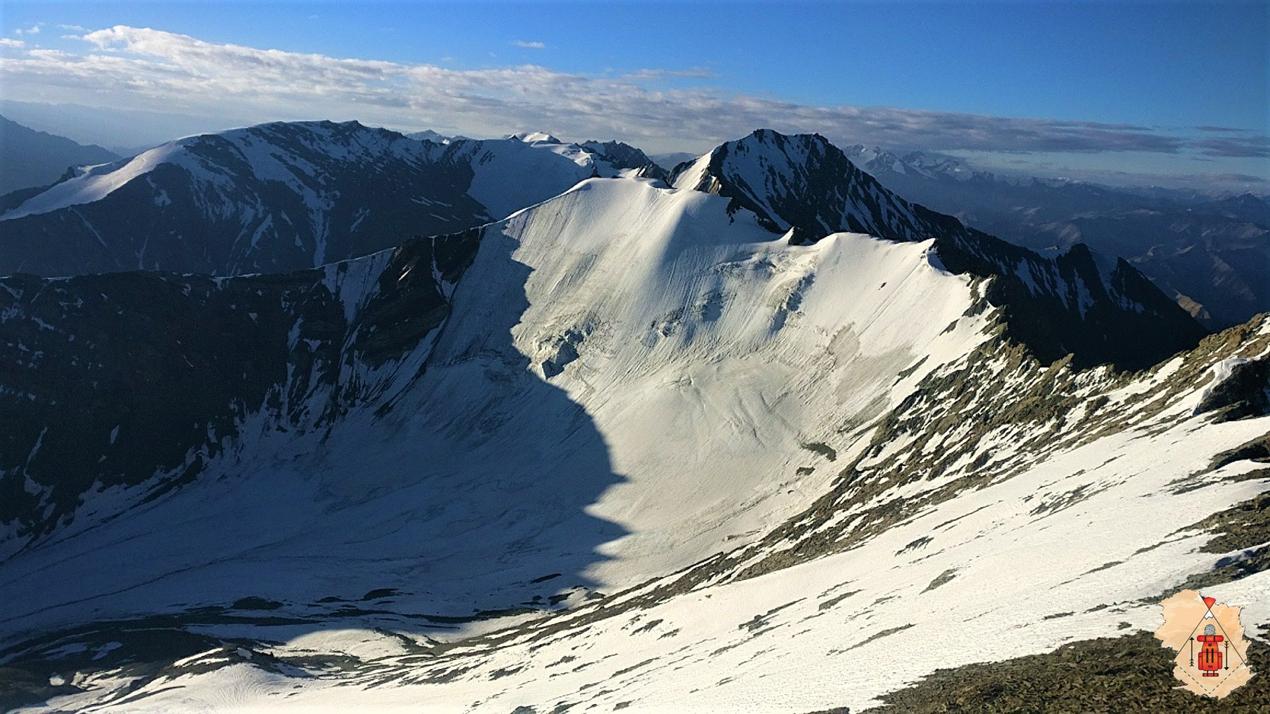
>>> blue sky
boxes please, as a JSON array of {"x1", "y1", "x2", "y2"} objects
[{"x1": 1, "y1": 1, "x2": 1266, "y2": 187}]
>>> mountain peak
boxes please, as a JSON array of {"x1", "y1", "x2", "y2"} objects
[
  {"x1": 672, "y1": 128, "x2": 921, "y2": 241},
  {"x1": 510, "y1": 131, "x2": 562, "y2": 144},
  {"x1": 674, "y1": 128, "x2": 1206, "y2": 370},
  {"x1": 844, "y1": 144, "x2": 979, "y2": 183},
  {"x1": 580, "y1": 139, "x2": 670, "y2": 182},
  {"x1": 1, "y1": 120, "x2": 426, "y2": 223}
]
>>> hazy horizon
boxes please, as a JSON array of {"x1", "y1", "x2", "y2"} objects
[{"x1": 1, "y1": 1, "x2": 1265, "y2": 192}]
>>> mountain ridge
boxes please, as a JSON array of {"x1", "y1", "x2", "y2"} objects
[
  {"x1": 0, "y1": 120, "x2": 663, "y2": 277},
  {"x1": 843, "y1": 143, "x2": 1270, "y2": 329},
  {"x1": 0, "y1": 115, "x2": 120, "y2": 196},
  {"x1": 673, "y1": 129, "x2": 1207, "y2": 370}
]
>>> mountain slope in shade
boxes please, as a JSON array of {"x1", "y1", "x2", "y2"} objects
[
  {"x1": 844, "y1": 144, "x2": 1270, "y2": 329},
  {"x1": 1, "y1": 174, "x2": 1267, "y2": 712},
  {"x1": 1, "y1": 179, "x2": 984, "y2": 586},
  {"x1": 406, "y1": 129, "x2": 450, "y2": 143},
  {"x1": 0, "y1": 121, "x2": 657, "y2": 278},
  {"x1": 0, "y1": 115, "x2": 119, "y2": 195},
  {"x1": 673, "y1": 129, "x2": 1207, "y2": 370}
]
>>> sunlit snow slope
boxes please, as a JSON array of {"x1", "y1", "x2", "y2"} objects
[
  {"x1": 1, "y1": 137, "x2": 1266, "y2": 712},
  {"x1": 1, "y1": 178, "x2": 987, "y2": 635}
]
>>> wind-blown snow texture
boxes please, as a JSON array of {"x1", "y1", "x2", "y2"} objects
[{"x1": 0, "y1": 130, "x2": 1264, "y2": 713}]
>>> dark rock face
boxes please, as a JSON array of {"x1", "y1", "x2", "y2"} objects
[
  {"x1": 674, "y1": 129, "x2": 1208, "y2": 370},
  {"x1": 676, "y1": 129, "x2": 952, "y2": 242},
  {"x1": 0, "y1": 230, "x2": 481, "y2": 547},
  {"x1": 1194, "y1": 356, "x2": 1270, "y2": 422},
  {"x1": 940, "y1": 239, "x2": 1208, "y2": 372}
]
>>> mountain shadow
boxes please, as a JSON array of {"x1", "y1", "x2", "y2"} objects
[{"x1": 0, "y1": 229, "x2": 627, "y2": 708}]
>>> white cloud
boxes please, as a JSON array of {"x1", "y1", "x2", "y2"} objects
[
  {"x1": 622, "y1": 67, "x2": 714, "y2": 80},
  {"x1": 512, "y1": 40, "x2": 546, "y2": 49},
  {"x1": 14, "y1": 24, "x2": 41, "y2": 36},
  {"x1": 0, "y1": 24, "x2": 1257, "y2": 162},
  {"x1": 26, "y1": 49, "x2": 71, "y2": 61},
  {"x1": 0, "y1": 38, "x2": 24, "y2": 48}
]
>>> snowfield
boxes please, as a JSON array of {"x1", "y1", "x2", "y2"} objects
[{"x1": 2, "y1": 146, "x2": 1267, "y2": 711}]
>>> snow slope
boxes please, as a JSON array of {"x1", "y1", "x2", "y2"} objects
[
  {"x1": 1, "y1": 148, "x2": 1265, "y2": 712},
  {"x1": 459, "y1": 179, "x2": 991, "y2": 586},
  {"x1": 37, "y1": 376, "x2": 1260, "y2": 713},
  {"x1": 674, "y1": 129, "x2": 1206, "y2": 370},
  {"x1": 441, "y1": 136, "x2": 611, "y2": 219},
  {"x1": 0, "y1": 178, "x2": 990, "y2": 638}
]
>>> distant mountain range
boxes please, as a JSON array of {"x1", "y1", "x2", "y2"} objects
[
  {"x1": 5, "y1": 118, "x2": 1259, "y2": 332},
  {"x1": 844, "y1": 145, "x2": 1270, "y2": 328},
  {"x1": 0, "y1": 121, "x2": 663, "y2": 276},
  {"x1": 0, "y1": 115, "x2": 120, "y2": 195},
  {"x1": 651, "y1": 151, "x2": 698, "y2": 171}
]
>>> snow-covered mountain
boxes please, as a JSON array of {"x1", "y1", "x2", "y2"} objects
[
  {"x1": 2, "y1": 131, "x2": 1266, "y2": 712},
  {"x1": 0, "y1": 121, "x2": 660, "y2": 277},
  {"x1": 844, "y1": 144, "x2": 1270, "y2": 329},
  {"x1": 675, "y1": 130, "x2": 1205, "y2": 369},
  {"x1": 844, "y1": 144, "x2": 978, "y2": 182}
]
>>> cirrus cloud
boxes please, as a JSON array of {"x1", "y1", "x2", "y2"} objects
[{"x1": 1192, "y1": 134, "x2": 1270, "y2": 158}]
